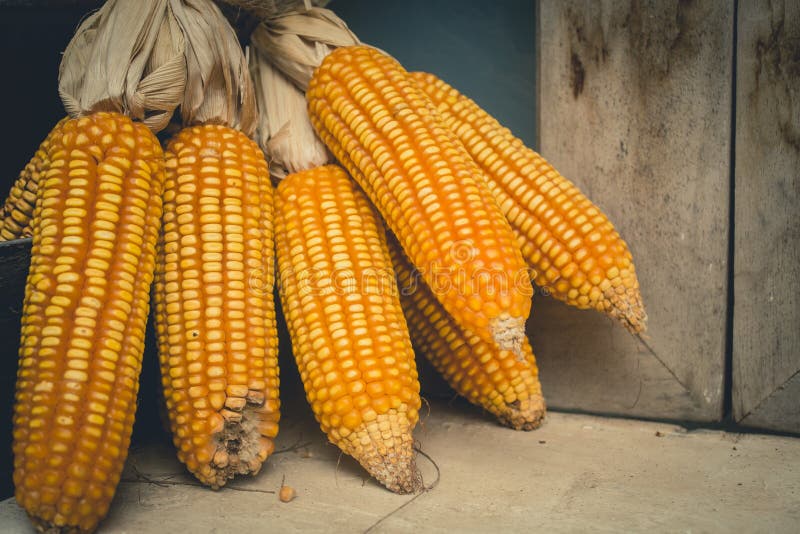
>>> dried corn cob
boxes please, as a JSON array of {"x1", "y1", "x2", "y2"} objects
[
  {"x1": 275, "y1": 164, "x2": 422, "y2": 493},
  {"x1": 412, "y1": 71, "x2": 646, "y2": 332},
  {"x1": 154, "y1": 124, "x2": 280, "y2": 489},
  {"x1": 306, "y1": 45, "x2": 532, "y2": 354},
  {"x1": 388, "y1": 232, "x2": 545, "y2": 430},
  {"x1": 12, "y1": 111, "x2": 165, "y2": 533},
  {"x1": 0, "y1": 118, "x2": 68, "y2": 241}
]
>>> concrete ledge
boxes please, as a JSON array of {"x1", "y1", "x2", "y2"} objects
[{"x1": 2, "y1": 400, "x2": 799, "y2": 532}]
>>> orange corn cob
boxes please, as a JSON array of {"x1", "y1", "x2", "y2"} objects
[
  {"x1": 274, "y1": 164, "x2": 422, "y2": 493},
  {"x1": 307, "y1": 45, "x2": 533, "y2": 354},
  {"x1": 0, "y1": 118, "x2": 68, "y2": 241},
  {"x1": 411, "y1": 71, "x2": 646, "y2": 332},
  {"x1": 388, "y1": 232, "x2": 545, "y2": 430},
  {"x1": 154, "y1": 124, "x2": 280, "y2": 489},
  {"x1": 12, "y1": 111, "x2": 165, "y2": 533}
]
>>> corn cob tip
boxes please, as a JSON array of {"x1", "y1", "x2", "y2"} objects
[
  {"x1": 497, "y1": 396, "x2": 547, "y2": 431},
  {"x1": 606, "y1": 286, "x2": 647, "y2": 334},
  {"x1": 491, "y1": 315, "x2": 526, "y2": 355},
  {"x1": 341, "y1": 412, "x2": 422, "y2": 494},
  {"x1": 199, "y1": 405, "x2": 276, "y2": 489}
]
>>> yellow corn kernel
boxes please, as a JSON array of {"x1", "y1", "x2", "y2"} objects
[
  {"x1": 154, "y1": 124, "x2": 280, "y2": 489},
  {"x1": 0, "y1": 118, "x2": 69, "y2": 241},
  {"x1": 275, "y1": 164, "x2": 421, "y2": 493},
  {"x1": 307, "y1": 45, "x2": 532, "y2": 353},
  {"x1": 388, "y1": 231, "x2": 545, "y2": 430},
  {"x1": 412, "y1": 71, "x2": 646, "y2": 333},
  {"x1": 13, "y1": 111, "x2": 165, "y2": 534}
]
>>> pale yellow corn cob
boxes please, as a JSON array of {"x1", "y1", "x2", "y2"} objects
[
  {"x1": 412, "y1": 71, "x2": 646, "y2": 332},
  {"x1": 388, "y1": 232, "x2": 545, "y2": 430},
  {"x1": 274, "y1": 163, "x2": 422, "y2": 493},
  {"x1": 154, "y1": 124, "x2": 280, "y2": 489},
  {"x1": 307, "y1": 45, "x2": 533, "y2": 353},
  {"x1": 13, "y1": 111, "x2": 165, "y2": 533}
]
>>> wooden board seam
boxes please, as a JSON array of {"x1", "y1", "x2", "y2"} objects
[{"x1": 738, "y1": 368, "x2": 800, "y2": 422}]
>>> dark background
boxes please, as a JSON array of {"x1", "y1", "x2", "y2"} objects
[{"x1": 0, "y1": 0, "x2": 536, "y2": 500}]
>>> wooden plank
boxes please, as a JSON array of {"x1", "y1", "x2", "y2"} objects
[
  {"x1": 733, "y1": 0, "x2": 800, "y2": 433},
  {"x1": 738, "y1": 372, "x2": 800, "y2": 432},
  {"x1": 534, "y1": 0, "x2": 733, "y2": 421}
]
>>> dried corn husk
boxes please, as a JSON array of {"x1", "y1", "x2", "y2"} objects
[
  {"x1": 59, "y1": 0, "x2": 186, "y2": 133},
  {"x1": 251, "y1": 6, "x2": 359, "y2": 90},
  {"x1": 250, "y1": 28, "x2": 330, "y2": 180},
  {"x1": 59, "y1": 0, "x2": 256, "y2": 135},
  {"x1": 170, "y1": 0, "x2": 257, "y2": 136},
  {"x1": 246, "y1": 6, "x2": 358, "y2": 176}
]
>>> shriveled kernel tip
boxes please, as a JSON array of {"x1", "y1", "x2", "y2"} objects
[
  {"x1": 220, "y1": 409, "x2": 242, "y2": 422},
  {"x1": 213, "y1": 449, "x2": 229, "y2": 468},
  {"x1": 226, "y1": 384, "x2": 249, "y2": 398},
  {"x1": 224, "y1": 396, "x2": 247, "y2": 411},
  {"x1": 246, "y1": 390, "x2": 266, "y2": 405}
]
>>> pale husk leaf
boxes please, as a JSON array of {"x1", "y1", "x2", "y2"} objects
[
  {"x1": 250, "y1": 40, "x2": 331, "y2": 179},
  {"x1": 58, "y1": 0, "x2": 186, "y2": 133},
  {"x1": 170, "y1": 0, "x2": 257, "y2": 136},
  {"x1": 134, "y1": 3, "x2": 188, "y2": 130},
  {"x1": 250, "y1": 6, "x2": 359, "y2": 90}
]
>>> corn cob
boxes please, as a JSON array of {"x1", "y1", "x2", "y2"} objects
[
  {"x1": 274, "y1": 164, "x2": 422, "y2": 493},
  {"x1": 12, "y1": 111, "x2": 165, "y2": 533},
  {"x1": 154, "y1": 124, "x2": 280, "y2": 489},
  {"x1": 411, "y1": 72, "x2": 646, "y2": 332},
  {"x1": 387, "y1": 232, "x2": 545, "y2": 430},
  {"x1": 306, "y1": 45, "x2": 533, "y2": 354},
  {"x1": 0, "y1": 118, "x2": 68, "y2": 241}
]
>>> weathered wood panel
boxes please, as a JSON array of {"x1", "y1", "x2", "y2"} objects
[
  {"x1": 733, "y1": 0, "x2": 800, "y2": 433},
  {"x1": 534, "y1": 0, "x2": 732, "y2": 421}
]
